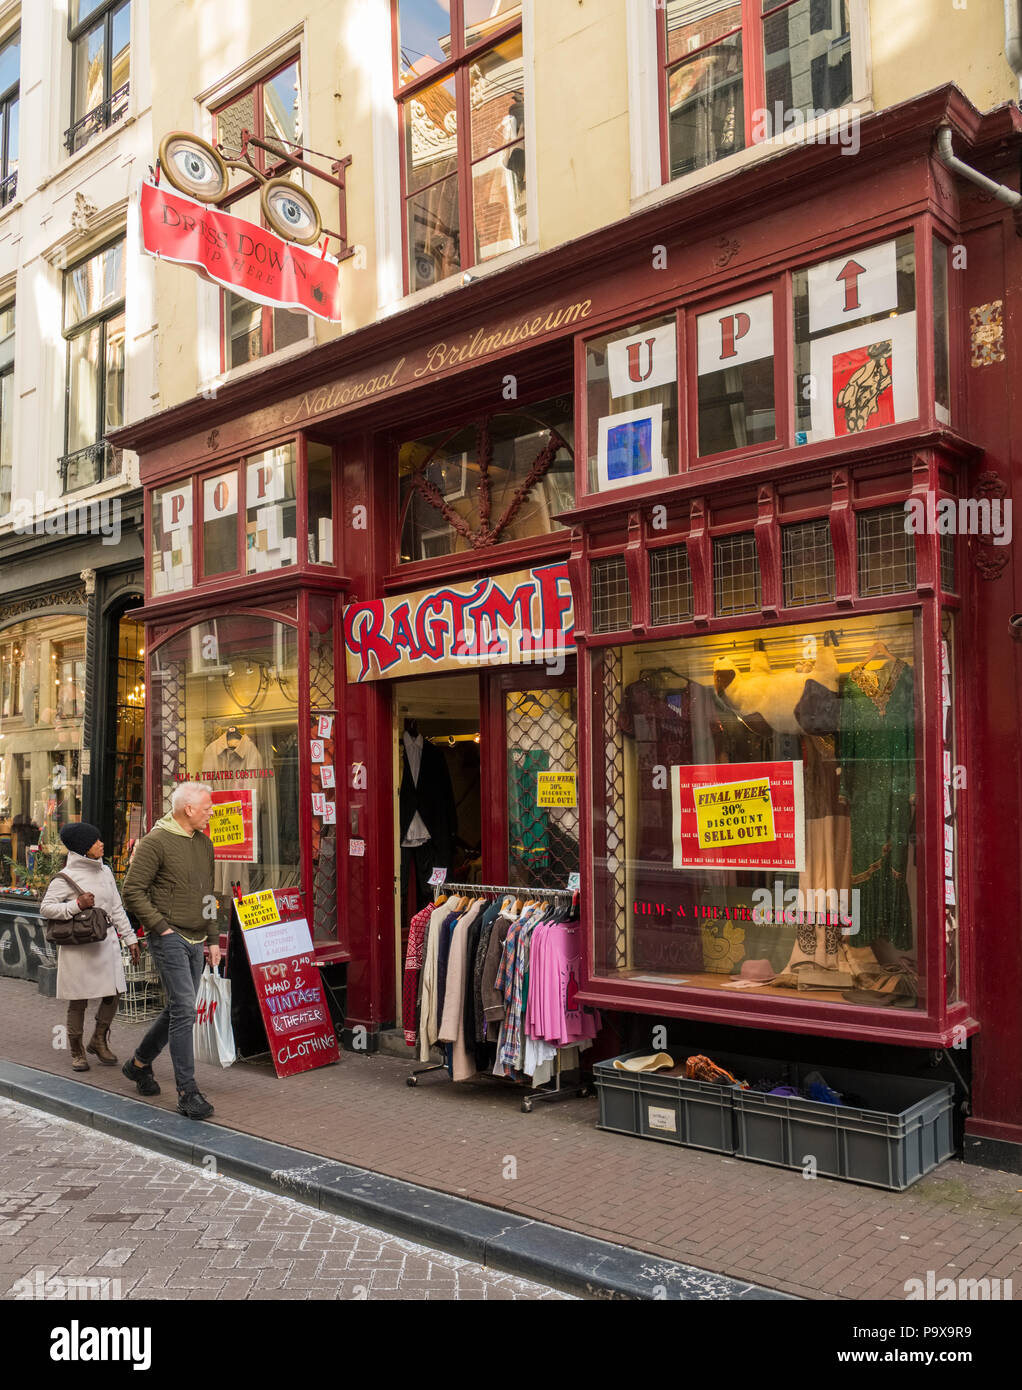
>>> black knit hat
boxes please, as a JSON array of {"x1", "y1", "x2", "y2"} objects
[{"x1": 59, "y1": 822, "x2": 102, "y2": 856}]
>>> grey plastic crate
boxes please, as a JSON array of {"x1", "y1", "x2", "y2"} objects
[
  {"x1": 594, "y1": 1049, "x2": 763, "y2": 1155},
  {"x1": 733, "y1": 1064, "x2": 955, "y2": 1190}
]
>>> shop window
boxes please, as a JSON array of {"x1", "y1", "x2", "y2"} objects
[
  {"x1": 857, "y1": 505, "x2": 916, "y2": 597},
  {"x1": 782, "y1": 518, "x2": 835, "y2": 607},
  {"x1": 591, "y1": 610, "x2": 922, "y2": 1008},
  {"x1": 148, "y1": 616, "x2": 301, "y2": 932},
  {"x1": 66, "y1": 0, "x2": 130, "y2": 155},
  {"x1": 398, "y1": 395, "x2": 573, "y2": 562},
  {"x1": 152, "y1": 482, "x2": 194, "y2": 593},
  {"x1": 696, "y1": 293, "x2": 775, "y2": 458},
  {"x1": 591, "y1": 556, "x2": 632, "y2": 635},
  {"x1": 650, "y1": 544, "x2": 694, "y2": 626},
  {"x1": 0, "y1": 615, "x2": 87, "y2": 898},
  {"x1": 659, "y1": 0, "x2": 852, "y2": 181},
  {"x1": 507, "y1": 688, "x2": 579, "y2": 889},
  {"x1": 202, "y1": 469, "x2": 239, "y2": 578},
  {"x1": 0, "y1": 299, "x2": 13, "y2": 516},
  {"x1": 713, "y1": 532, "x2": 760, "y2": 615},
  {"x1": 245, "y1": 444, "x2": 298, "y2": 573},
  {"x1": 62, "y1": 238, "x2": 125, "y2": 493},
  {"x1": 940, "y1": 532, "x2": 955, "y2": 595},
  {"x1": 933, "y1": 237, "x2": 950, "y2": 425},
  {"x1": 394, "y1": 1, "x2": 526, "y2": 292},
  {"x1": 0, "y1": 634, "x2": 23, "y2": 717},
  {"x1": 54, "y1": 637, "x2": 86, "y2": 720},
  {"x1": 307, "y1": 442, "x2": 334, "y2": 565},
  {"x1": 793, "y1": 232, "x2": 916, "y2": 444},
  {"x1": 0, "y1": 29, "x2": 18, "y2": 207},
  {"x1": 109, "y1": 617, "x2": 144, "y2": 881},
  {"x1": 212, "y1": 57, "x2": 310, "y2": 369},
  {"x1": 586, "y1": 316, "x2": 678, "y2": 492}
]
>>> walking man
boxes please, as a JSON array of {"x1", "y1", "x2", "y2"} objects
[{"x1": 121, "y1": 782, "x2": 219, "y2": 1119}]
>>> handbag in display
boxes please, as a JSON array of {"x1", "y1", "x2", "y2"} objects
[{"x1": 43, "y1": 872, "x2": 111, "y2": 947}]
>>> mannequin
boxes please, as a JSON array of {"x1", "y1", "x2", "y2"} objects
[
  {"x1": 201, "y1": 725, "x2": 263, "y2": 895},
  {"x1": 399, "y1": 718, "x2": 457, "y2": 914}
]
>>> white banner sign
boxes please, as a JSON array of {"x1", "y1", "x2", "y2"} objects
[
  {"x1": 607, "y1": 323, "x2": 677, "y2": 397},
  {"x1": 808, "y1": 239, "x2": 898, "y2": 334},
  {"x1": 697, "y1": 294, "x2": 774, "y2": 374}
]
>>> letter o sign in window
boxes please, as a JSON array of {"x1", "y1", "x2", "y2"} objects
[{"x1": 203, "y1": 471, "x2": 238, "y2": 519}]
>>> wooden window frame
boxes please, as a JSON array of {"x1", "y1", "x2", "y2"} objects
[
  {"x1": 391, "y1": 0, "x2": 524, "y2": 295},
  {"x1": 212, "y1": 53, "x2": 308, "y2": 372},
  {"x1": 656, "y1": 0, "x2": 854, "y2": 185}
]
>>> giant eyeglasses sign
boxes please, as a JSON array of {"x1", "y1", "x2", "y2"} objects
[{"x1": 139, "y1": 181, "x2": 343, "y2": 323}]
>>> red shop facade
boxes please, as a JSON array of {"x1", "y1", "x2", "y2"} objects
[{"x1": 117, "y1": 87, "x2": 1022, "y2": 1168}]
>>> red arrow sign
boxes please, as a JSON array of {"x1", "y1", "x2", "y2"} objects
[{"x1": 836, "y1": 258, "x2": 867, "y2": 314}]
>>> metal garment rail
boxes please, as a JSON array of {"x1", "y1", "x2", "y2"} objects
[{"x1": 407, "y1": 883, "x2": 589, "y2": 1113}]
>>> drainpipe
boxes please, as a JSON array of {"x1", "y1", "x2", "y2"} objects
[
  {"x1": 1006, "y1": 0, "x2": 1022, "y2": 92},
  {"x1": 935, "y1": 124, "x2": 1022, "y2": 234}
]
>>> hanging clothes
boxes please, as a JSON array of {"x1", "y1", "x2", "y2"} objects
[
  {"x1": 508, "y1": 747, "x2": 550, "y2": 872},
  {"x1": 838, "y1": 659, "x2": 916, "y2": 951},
  {"x1": 403, "y1": 901, "x2": 435, "y2": 1046}
]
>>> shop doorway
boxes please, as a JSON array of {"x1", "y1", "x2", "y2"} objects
[
  {"x1": 391, "y1": 663, "x2": 579, "y2": 1030},
  {"x1": 393, "y1": 673, "x2": 482, "y2": 1017}
]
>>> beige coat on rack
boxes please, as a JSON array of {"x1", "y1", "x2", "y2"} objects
[{"x1": 437, "y1": 900, "x2": 485, "y2": 1081}]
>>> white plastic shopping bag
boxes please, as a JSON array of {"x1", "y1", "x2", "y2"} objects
[{"x1": 193, "y1": 965, "x2": 236, "y2": 1068}]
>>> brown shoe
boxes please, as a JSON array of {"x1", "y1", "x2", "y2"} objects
[
  {"x1": 86, "y1": 1026, "x2": 118, "y2": 1065},
  {"x1": 69, "y1": 1034, "x2": 90, "y2": 1072}
]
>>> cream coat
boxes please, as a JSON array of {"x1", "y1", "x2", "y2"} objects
[{"x1": 39, "y1": 853, "x2": 138, "y2": 1001}]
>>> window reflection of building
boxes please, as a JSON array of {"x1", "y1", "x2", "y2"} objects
[
  {"x1": 110, "y1": 618, "x2": 145, "y2": 879},
  {"x1": 0, "y1": 614, "x2": 87, "y2": 892}
]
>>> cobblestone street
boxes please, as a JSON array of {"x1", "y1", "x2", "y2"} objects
[{"x1": 0, "y1": 1100, "x2": 571, "y2": 1301}]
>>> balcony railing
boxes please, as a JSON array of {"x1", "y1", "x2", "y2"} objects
[
  {"x1": 64, "y1": 82, "x2": 130, "y2": 156},
  {"x1": 60, "y1": 441, "x2": 115, "y2": 494},
  {"x1": 0, "y1": 170, "x2": 16, "y2": 210}
]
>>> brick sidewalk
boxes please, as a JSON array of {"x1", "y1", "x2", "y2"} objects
[{"x1": 4, "y1": 976, "x2": 1021, "y2": 1300}]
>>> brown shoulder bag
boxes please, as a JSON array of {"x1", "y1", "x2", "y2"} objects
[{"x1": 43, "y1": 872, "x2": 110, "y2": 947}]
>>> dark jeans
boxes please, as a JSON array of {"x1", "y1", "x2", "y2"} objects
[{"x1": 136, "y1": 930, "x2": 205, "y2": 1093}]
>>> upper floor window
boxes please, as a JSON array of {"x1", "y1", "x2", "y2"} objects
[
  {"x1": 393, "y1": 1, "x2": 526, "y2": 293},
  {"x1": 66, "y1": 0, "x2": 130, "y2": 155},
  {"x1": 659, "y1": 0, "x2": 852, "y2": 181},
  {"x1": 212, "y1": 56, "x2": 310, "y2": 370},
  {"x1": 0, "y1": 300, "x2": 13, "y2": 516},
  {"x1": 0, "y1": 30, "x2": 18, "y2": 207},
  {"x1": 62, "y1": 239, "x2": 125, "y2": 493}
]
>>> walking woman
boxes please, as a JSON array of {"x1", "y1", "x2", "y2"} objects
[{"x1": 40, "y1": 823, "x2": 140, "y2": 1071}]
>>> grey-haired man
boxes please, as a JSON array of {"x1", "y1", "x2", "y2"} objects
[{"x1": 121, "y1": 782, "x2": 220, "y2": 1119}]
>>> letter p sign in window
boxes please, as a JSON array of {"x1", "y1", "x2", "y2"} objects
[{"x1": 696, "y1": 294, "x2": 776, "y2": 458}]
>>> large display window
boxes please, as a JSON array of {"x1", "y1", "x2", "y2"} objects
[
  {"x1": 149, "y1": 615, "x2": 301, "y2": 928},
  {"x1": 592, "y1": 610, "x2": 924, "y2": 1009},
  {"x1": 0, "y1": 615, "x2": 86, "y2": 895}
]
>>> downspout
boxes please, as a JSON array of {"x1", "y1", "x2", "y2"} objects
[
  {"x1": 1006, "y1": 0, "x2": 1022, "y2": 93},
  {"x1": 934, "y1": 125, "x2": 1022, "y2": 232}
]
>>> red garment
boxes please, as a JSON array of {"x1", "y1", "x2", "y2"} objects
[{"x1": 402, "y1": 904, "x2": 434, "y2": 1046}]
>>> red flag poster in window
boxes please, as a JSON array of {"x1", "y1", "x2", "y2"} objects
[
  {"x1": 235, "y1": 889, "x2": 340, "y2": 1078},
  {"x1": 138, "y1": 180, "x2": 342, "y2": 323},
  {"x1": 208, "y1": 789, "x2": 257, "y2": 862},
  {"x1": 672, "y1": 761, "x2": 805, "y2": 872}
]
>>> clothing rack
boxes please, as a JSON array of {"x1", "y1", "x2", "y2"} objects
[{"x1": 406, "y1": 880, "x2": 590, "y2": 1113}]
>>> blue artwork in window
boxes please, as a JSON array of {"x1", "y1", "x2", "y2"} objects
[{"x1": 606, "y1": 417, "x2": 654, "y2": 481}]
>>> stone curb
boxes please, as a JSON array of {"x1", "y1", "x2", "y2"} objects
[{"x1": 0, "y1": 1060, "x2": 795, "y2": 1301}]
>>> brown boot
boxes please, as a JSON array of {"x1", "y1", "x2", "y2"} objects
[
  {"x1": 67, "y1": 1002, "x2": 89, "y2": 1071},
  {"x1": 69, "y1": 1033, "x2": 90, "y2": 1071},
  {"x1": 86, "y1": 997, "x2": 119, "y2": 1065}
]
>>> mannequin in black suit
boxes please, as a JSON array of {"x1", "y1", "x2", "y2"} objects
[{"x1": 399, "y1": 719, "x2": 457, "y2": 912}]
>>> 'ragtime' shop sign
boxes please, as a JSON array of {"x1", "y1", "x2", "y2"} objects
[{"x1": 343, "y1": 563, "x2": 575, "y2": 683}]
